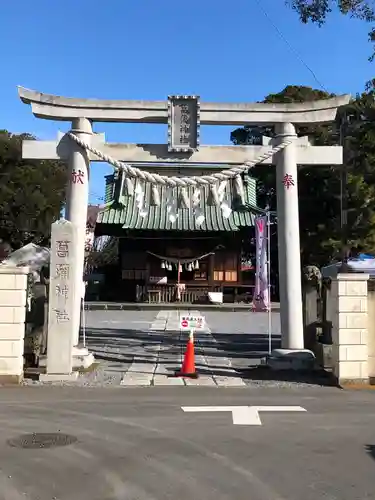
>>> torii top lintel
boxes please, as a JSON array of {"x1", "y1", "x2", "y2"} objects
[{"x1": 18, "y1": 87, "x2": 351, "y2": 126}]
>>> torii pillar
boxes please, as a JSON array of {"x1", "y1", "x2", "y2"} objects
[
  {"x1": 18, "y1": 87, "x2": 350, "y2": 365},
  {"x1": 275, "y1": 122, "x2": 303, "y2": 350},
  {"x1": 65, "y1": 118, "x2": 92, "y2": 346}
]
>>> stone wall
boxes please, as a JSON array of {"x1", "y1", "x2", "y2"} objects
[
  {"x1": 331, "y1": 273, "x2": 369, "y2": 384},
  {"x1": 0, "y1": 266, "x2": 29, "y2": 383},
  {"x1": 366, "y1": 282, "x2": 375, "y2": 382}
]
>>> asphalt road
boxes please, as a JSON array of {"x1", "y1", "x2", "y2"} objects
[{"x1": 0, "y1": 386, "x2": 375, "y2": 499}]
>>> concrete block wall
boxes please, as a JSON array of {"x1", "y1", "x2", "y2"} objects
[
  {"x1": 0, "y1": 266, "x2": 29, "y2": 383},
  {"x1": 367, "y1": 286, "x2": 375, "y2": 380},
  {"x1": 331, "y1": 273, "x2": 369, "y2": 383}
]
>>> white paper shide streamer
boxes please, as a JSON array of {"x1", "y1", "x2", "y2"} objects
[
  {"x1": 166, "y1": 188, "x2": 179, "y2": 224},
  {"x1": 134, "y1": 179, "x2": 234, "y2": 225},
  {"x1": 192, "y1": 188, "x2": 205, "y2": 227},
  {"x1": 135, "y1": 182, "x2": 147, "y2": 218},
  {"x1": 218, "y1": 180, "x2": 232, "y2": 219}
]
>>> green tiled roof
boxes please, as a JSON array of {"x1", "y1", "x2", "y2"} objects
[{"x1": 97, "y1": 174, "x2": 257, "y2": 232}]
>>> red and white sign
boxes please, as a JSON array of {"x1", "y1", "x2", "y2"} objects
[{"x1": 180, "y1": 315, "x2": 205, "y2": 331}]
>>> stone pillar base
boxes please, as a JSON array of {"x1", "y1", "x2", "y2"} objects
[
  {"x1": 39, "y1": 347, "x2": 95, "y2": 371},
  {"x1": 336, "y1": 377, "x2": 369, "y2": 386},
  {"x1": 266, "y1": 348, "x2": 315, "y2": 371},
  {"x1": 72, "y1": 346, "x2": 95, "y2": 369},
  {"x1": 39, "y1": 372, "x2": 79, "y2": 382},
  {"x1": 0, "y1": 374, "x2": 23, "y2": 385}
]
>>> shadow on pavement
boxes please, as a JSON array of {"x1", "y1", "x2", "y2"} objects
[
  {"x1": 79, "y1": 327, "x2": 336, "y2": 385},
  {"x1": 365, "y1": 445, "x2": 375, "y2": 461},
  {"x1": 85, "y1": 328, "x2": 281, "y2": 359},
  {"x1": 237, "y1": 365, "x2": 338, "y2": 387}
]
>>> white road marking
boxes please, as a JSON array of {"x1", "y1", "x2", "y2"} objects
[{"x1": 181, "y1": 406, "x2": 307, "y2": 425}]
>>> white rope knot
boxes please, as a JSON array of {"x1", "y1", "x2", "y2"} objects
[{"x1": 67, "y1": 132, "x2": 294, "y2": 188}]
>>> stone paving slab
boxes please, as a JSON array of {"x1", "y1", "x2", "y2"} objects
[
  {"x1": 213, "y1": 376, "x2": 247, "y2": 387},
  {"x1": 184, "y1": 375, "x2": 217, "y2": 386},
  {"x1": 120, "y1": 377, "x2": 152, "y2": 386},
  {"x1": 153, "y1": 375, "x2": 185, "y2": 386}
]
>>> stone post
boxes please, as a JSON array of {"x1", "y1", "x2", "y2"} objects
[
  {"x1": 65, "y1": 117, "x2": 92, "y2": 347},
  {"x1": 0, "y1": 266, "x2": 29, "y2": 384},
  {"x1": 275, "y1": 123, "x2": 304, "y2": 350},
  {"x1": 40, "y1": 219, "x2": 78, "y2": 381},
  {"x1": 331, "y1": 273, "x2": 369, "y2": 384}
]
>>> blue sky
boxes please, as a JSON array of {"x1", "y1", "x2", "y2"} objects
[{"x1": 0, "y1": 0, "x2": 373, "y2": 203}]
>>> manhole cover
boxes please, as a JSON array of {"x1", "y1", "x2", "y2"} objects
[{"x1": 7, "y1": 433, "x2": 78, "y2": 449}]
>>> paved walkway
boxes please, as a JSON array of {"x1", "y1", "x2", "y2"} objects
[
  {"x1": 88, "y1": 310, "x2": 250, "y2": 387},
  {"x1": 119, "y1": 310, "x2": 247, "y2": 387}
]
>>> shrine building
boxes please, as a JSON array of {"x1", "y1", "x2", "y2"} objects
[{"x1": 94, "y1": 169, "x2": 259, "y2": 304}]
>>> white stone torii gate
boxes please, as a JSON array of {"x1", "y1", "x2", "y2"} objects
[{"x1": 18, "y1": 87, "x2": 350, "y2": 366}]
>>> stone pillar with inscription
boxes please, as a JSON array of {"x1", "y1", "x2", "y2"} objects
[{"x1": 40, "y1": 219, "x2": 78, "y2": 381}]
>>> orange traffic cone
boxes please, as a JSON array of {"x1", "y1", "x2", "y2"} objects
[{"x1": 175, "y1": 331, "x2": 198, "y2": 378}]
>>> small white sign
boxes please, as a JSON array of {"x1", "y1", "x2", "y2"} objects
[
  {"x1": 181, "y1": 406, "x2": 307, "y2": 426},
  {"x1": 149, "y1": 276, "x2": 167, "y2": 284},
  {"x1": 180, "y1": 315, "x2": 205, "y2": 331}
]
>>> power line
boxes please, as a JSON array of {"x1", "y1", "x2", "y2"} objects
[{"x1": 253, "y1": 0, "x2": 329, "y2": 92}]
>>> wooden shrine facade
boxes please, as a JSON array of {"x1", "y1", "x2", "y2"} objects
[{"x1": 95, "y1": 171, "x2": 258, "y2": 304}]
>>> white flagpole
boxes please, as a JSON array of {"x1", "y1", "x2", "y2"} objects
[
  {"x1": 81, "y1": 298, "x2": 86, "y2": 348},
  {"x1": 267, "y1": 210, "x2": 272, "y2": 354}
]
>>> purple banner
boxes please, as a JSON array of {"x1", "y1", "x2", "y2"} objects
[{"x1": 252, "y1": 215, "x2": 270, "y2": 311}]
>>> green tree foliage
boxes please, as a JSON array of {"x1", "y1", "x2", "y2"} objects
[
  {"x1": 341, "y1": 90, "x2": 375, "y2": 252},
  {"x1": 231, "y1": 85, "x2": 375, "y2": 266},
  {"x1": 0, "y1": 130, "x2": 67, "y2": 250},
  {"x1": 287, "y1": 0, "x2": 375, "y2": 59},
  {"x1": 85, "y1": 237, "x2": 119, "y2": 272}
]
